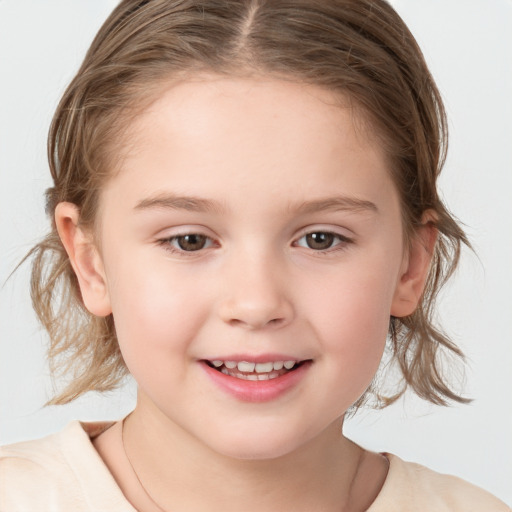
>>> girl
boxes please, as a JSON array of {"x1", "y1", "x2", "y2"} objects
[{"x1": 1, "y1": 0, "x2": 510, "y2": 510}]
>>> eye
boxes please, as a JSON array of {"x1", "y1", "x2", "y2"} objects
[
  {"x1": 161, "y1": 233, "x2": 214, "y2": 252},
  {"x1": 295, "y1": 231, "x2": 351, "y2": 251}
]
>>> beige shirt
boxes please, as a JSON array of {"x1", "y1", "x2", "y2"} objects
[{"x1": 0, "y1": 421, "x2": 509, "y2": 511}]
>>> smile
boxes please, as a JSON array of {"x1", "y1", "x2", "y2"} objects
[
  {"x1": 202, "y1": 358, "x2": 310, "y2": 401},
  {"x1": 206, "y1": 360, "x2": 301, "y2": 381}
]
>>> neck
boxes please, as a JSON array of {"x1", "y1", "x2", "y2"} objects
[{"x1": 122, "y1": 400, "x2": 367, "y2": 512}]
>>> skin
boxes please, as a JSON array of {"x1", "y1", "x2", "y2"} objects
[{"x1": 56, "y1": 76, "x2": 435, "y2": 511}]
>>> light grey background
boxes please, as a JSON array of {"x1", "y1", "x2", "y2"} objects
[{"x1": 1, "y1": 0, "x2": 511, "y2": 505}]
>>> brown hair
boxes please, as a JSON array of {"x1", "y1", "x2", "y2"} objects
[{"x1": 30, "y1": 0, "x2": 469, "y2": 406}]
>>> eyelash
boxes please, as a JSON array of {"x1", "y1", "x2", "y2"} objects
[
  {"x1": 157, "y1": 230, "x2": 353, "y2": 255},
  {"x1": 158, "y1": 233, "x2": 216, "y2": 254},
  {"x1": 294, "y1": 231, "x2": 353, "y2": 254}
]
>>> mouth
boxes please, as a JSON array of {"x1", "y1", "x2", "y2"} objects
[
  {"x1": 201, "y1": 357, "x2": 312, "y2": 402},
  {"x1": 204, "y1": 359, "x2": 308, "y2": 381}
]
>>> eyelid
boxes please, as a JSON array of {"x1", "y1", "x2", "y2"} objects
[
  {"x1": 155, "y1": 226, "x2": 219, "y2": 255},
  {"x1": 294, "y1": 224, "x2": 354, "y2": 240},
  {"x1": 155, "y1": 224, "x2": 216, "y2": 240},
  {"x1": 293, "y1": 226, "x2": 354, "y2": 252}
]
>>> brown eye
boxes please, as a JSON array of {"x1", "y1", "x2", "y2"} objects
[
  {"x1": 305, "y1": 232, "x2": 335, "y2": 250},
  {"x1": 175, "y1": 234, "x2": 208, "y2": 251},
  {"x1": 295, "y1": 231, "x2": 352, "y2": 252}
]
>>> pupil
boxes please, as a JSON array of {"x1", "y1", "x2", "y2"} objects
[
  {"x1": 306, "y1": 232, "x2": 333, "y2": 250},
  {"x1": 177, "y1": 234, "x2": 206, "y2": 251}
]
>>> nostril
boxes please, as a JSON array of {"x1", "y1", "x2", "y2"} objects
[{"x1": 228, "y1": 316, "x2": 285, "y2": 329}]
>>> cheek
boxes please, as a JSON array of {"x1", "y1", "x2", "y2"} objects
[
  {"x1": 324, "y1": 289, "x2": 389, "y2": 374},
  {"x1": 303, "y1": 255, "x2": 397, "y2": 337},
  {"x1": 104, "y1": 254, "x2": 210, "y2": 371},
  {"x1": 299, "y1": 259, "x2": 398, "y2": 388}
]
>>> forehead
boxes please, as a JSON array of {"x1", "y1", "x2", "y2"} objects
[{"x1": 101, "y1": 75, "x2": 397, "y2": 217}]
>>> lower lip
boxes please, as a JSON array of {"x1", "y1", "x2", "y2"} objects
[{"x1": 201, "y1": 361, "x2": 311, "y2": 403}]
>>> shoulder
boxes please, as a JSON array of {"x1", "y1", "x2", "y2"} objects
[
  {"x1": 0, "y1": 420, "x2": 134, "y2": 511},
  {"x1": 368, "y1": 453, "x2": 511, "y2": 512},
  {"x1": 0, "y1": 422, "x2": 87, "y2": 509}
]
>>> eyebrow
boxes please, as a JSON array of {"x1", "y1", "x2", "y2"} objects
[
  {"x1": 292, "y1": 196, "x2": 379, "y2": 215},
  {"x1": 134, "y1": 194, "x2": 225, "y2": 214}
]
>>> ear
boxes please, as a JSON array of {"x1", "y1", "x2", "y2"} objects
[
  {"x1": 391, "y1": 211, "x2": 438, "y2": 318},
  {"x1": 55, "y1": 202, "x2": 112, "y2": 317}
]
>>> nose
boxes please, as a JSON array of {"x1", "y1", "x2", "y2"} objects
[{"x1": 217, "y1": 250, "x2": 295, "y2": 330}]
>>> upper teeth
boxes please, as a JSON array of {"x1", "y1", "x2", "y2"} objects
[{"x1": 210, "y1": 360, "x2": 297, "y2": 372}]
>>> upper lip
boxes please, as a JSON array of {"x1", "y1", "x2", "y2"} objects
[{"x1": 201, "y1": 354, "x2": 310, "y2": 364}]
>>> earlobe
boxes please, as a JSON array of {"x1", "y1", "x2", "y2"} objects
[
  {"x1": 55, "y1": 202, "x2": 112, "y2": 317},
  {"x1": 391, "y1": 212, "x2": 438, "y2": 318}
]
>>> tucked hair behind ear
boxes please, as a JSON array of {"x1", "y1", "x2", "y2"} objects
[{"x1": 29, "y1": 0, "x2": 469, "y2": 406}]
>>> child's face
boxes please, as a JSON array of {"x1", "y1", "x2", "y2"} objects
[{"x1": 82, "y1": 76, "x2": 415, "y2": 458}]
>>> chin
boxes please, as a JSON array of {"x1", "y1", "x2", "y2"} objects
[{"x1": 201, "y1": 423, "x2": 314, "y2": 461}]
